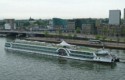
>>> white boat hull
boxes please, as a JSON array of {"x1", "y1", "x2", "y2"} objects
[{"x1": 5, "y1": 47, "x2": 114, "y2": 63}]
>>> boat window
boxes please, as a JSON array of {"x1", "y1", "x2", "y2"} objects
[
  {"x1": 12, "y1": 43, "x2": 58, "y2": 54},
  {"x1": 95, "y1": 50, "x2": 109, "y2": 57},
  {"x1": 70, "y1": 53, "x2": 94, "y2": 59},
  {"x1": 5, "y1": 43, "x2": 11, "y2": 47},
  {"x1": 70, "y1": 51, "x2": 93, "y2": 55},
  {"x1": 96, "y1": 54, "x2": 109, "y2": 57},
  {"x1": 58, "y1": 49, "x2": 67, "y2": 56}
]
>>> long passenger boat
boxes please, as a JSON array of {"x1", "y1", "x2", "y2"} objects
[{"x1": 5, "y1": 40, "x2": 119, "y2": 63}]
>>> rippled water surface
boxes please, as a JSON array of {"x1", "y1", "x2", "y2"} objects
[{"x1": 0, "y1": 37, "x2": 125, "y2": 80}]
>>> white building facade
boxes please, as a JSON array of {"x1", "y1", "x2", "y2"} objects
[
  {"x1": 4, "y1": 23, "x2": 11, "y2": 30},
  {"x1": 109, "y1": 10, "x2": 121, "y2": 25}
]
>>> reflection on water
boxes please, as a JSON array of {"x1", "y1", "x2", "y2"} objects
[
  {"x1": 5, "y1": 51, "x2": 117, "y2": 71},
  {"x1": 69, "y1": 60, "x2": 116, "y2": 70},
  {"x1": 58, "y1": 57, "x2": 68, "y2": 64}
]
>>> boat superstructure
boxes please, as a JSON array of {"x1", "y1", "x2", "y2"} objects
[{"x1": 5, "y1": 40, "x2": 119, "y2": 63}]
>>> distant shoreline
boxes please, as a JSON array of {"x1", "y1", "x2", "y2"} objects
[{"x1": 25, "y1": 37, "x2": 125, "y2": 50}]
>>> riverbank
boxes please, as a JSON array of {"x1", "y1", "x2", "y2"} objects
[{"x1": 25, "y1": 37, "x2": 125, "y2": 50}]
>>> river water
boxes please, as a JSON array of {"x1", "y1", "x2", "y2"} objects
[{"x1": 0, "y1": 37, "x2": 125, "y2": 80}]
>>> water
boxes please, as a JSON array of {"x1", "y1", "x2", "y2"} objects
[{"x1": 0, "y1": 37, "x2": 125, "y2": 80}]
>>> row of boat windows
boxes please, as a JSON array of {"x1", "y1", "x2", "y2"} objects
[
  {"x1": 12, "y1": 43, "x2": 57, "y2": 50},
  {"x1": 5, "y1": 43, "x2": 11, "y2": 47},
  {"x1": 12, "y1": 44, "x2": 57, "y2": 54},
  {"x1": 13, "y1": 45, "x2": 57, "y2": 54},
  {"x1": 70, "y1": 53, "x2": 94, "y2": 59},
  {"x1": 70, "y1": 51, "x2": 93, "y2": 56},
  {"x1": 10, "y1": 43, "x2": 95, "y2": 58}
]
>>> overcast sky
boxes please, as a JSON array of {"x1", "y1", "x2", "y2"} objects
[{"x1": 0, "y1": 0, "x2": 124, "y2": 19}]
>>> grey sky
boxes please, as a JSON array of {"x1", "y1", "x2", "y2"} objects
[{"x1": 0, "y1": 0, "x2": 124, "y2": 19}]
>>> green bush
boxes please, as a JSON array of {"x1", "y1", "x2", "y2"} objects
[
  {"x1": 73, "y1": 33, "x2": 77, "y2": 38},
  {"x1": 44, "y1": 31, "x2": 49, "y2": 37},
  {"x1": 110, "y1": 38, "x2": 112, "y2": 41},
  {"x1": 124, "y1": 38, "x2": 125, "y2": 42},
  {"x1": 76, "y1": 27, "x2": 81, "y2": 33},
  {"x1": 102, "y1": 36, "x2": 107, "y2": 40},
  {"x1": 58, "y1": 30, "x2": 63, "y2": 37},
  {"x1": 68, "y1": 33, "x2": 72, "y2": 38},
  {"x1": 95, "y1": 35, "x2": 101, "y2": 40}
]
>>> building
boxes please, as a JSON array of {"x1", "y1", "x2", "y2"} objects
[
  {"x1": 82, "y1": 24, "x2": 92, "y2": 34},
  {"x1": 109, "y1": 10, "x2": 121, "y2": 25},
  {"x1": 0, "y1": 20, "x2": 5, "y2": 29},
  {"x1": 75, "y1": 19, "x2": 82, "y2": 29},
  {"x1": 121, "y1": 24, "x2": 125, "y2": 36},
  {"x1": 67, "y1": 21, "x2": 75, "y2": 32},
  {"x1": 53, "y1": 18, "x2": 67, "y2": 30},
  {"x1": 82, "y1": 23, "x2": 97, "y2": 34},
  {"x1": 4, "y1": 19, "x2": 15, "y2": 30},
  {"x1": 123, "y1": 8, "x2": 125, "y2": 24},
  {"x1": 124, "y1": 8, "x2": 125, "y2": 20},
  {"x1": 97, "y1": 24, "x2": 122, "y2": 36}
]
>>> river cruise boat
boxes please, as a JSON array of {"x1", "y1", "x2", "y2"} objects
[{"x1": 5, "y1": 40, "x2": 119, "y2": 63}]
